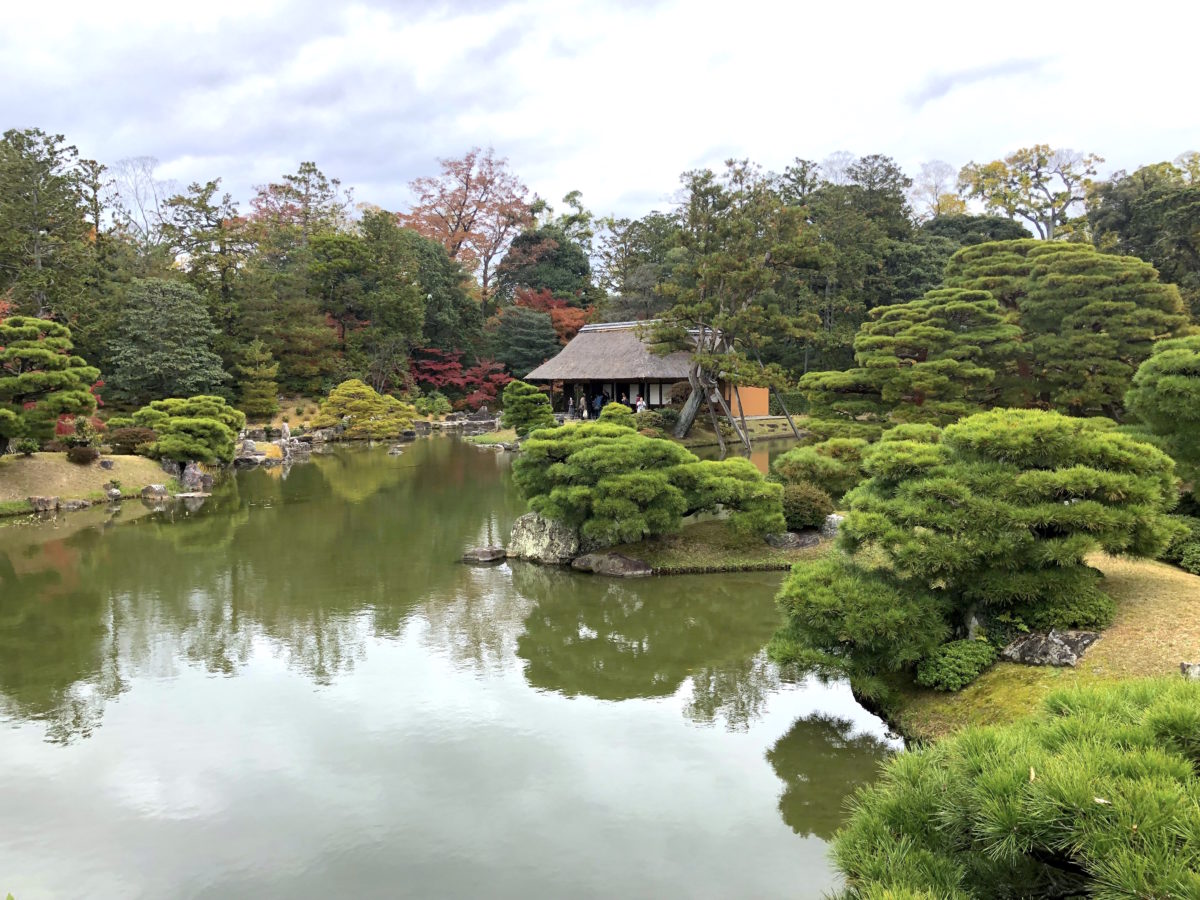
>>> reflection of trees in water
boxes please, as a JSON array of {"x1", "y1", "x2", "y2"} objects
[
  {"x1": 684, "y1": 651, "x2": 780, "y2": 731},
  {"x1": 515, "y1": 564, "x2": 783, "y2": 712},
  {"x1": 0, "y1": 440, "x2": 528, "y2": 741},
  {"x1": 766, "y1": 713, "x2": 894, "y2": 840},
  {"x1": 418, "y1": 569, "x2": 536, "y2": 673}
]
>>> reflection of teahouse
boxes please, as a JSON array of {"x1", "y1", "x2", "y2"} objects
[{"x1": 524, "y1": 321, "x2": 768, "y2": 418}]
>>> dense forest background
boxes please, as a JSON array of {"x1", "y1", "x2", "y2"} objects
[{"x1": 1, "y1": 129, "x2": 1196, "y2": 413}]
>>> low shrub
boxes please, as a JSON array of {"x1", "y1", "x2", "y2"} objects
[
  {"x1": 657, "y1": 407, "x2": 681, "y2": 430},
  {"x1": 1181, "y1": 544, "x2": 1200, "y2": 575},
  {"x1": 914, "y1": 639, "x2": 998, "y2": 691},
  {"x1": 413, "y1": 391, "x2": 453, "y2": 418},
  {"x1": 598, "y1": 402, "x2": 635, "y2": 430},
  {"x1": 781, "y1": 481, "x2": 833, "y2": 530},
  {"x1": 13, "y1": 437, "x2": 40, "y2": 456},
  {"x1": 633, "y1": 409, "x2": 664, "y2": 432},
  {"x1": 667, "y1": 381, "x2": 692, "y2": 405},
  {"x1": 772, "y1": 438, "x2": 868, "y2": 498},
  {"x1": 768, "y1": 390, "x2": 808, "y2": 417},
  {"x1": 108, "y1": 426, "x2": 157, "y2": 455},
  {"x1": 803, "y1": 418, "x2": 884, "y2": 443},
  {"x1": 66, "y1": 445, "x2": 100, "y2": 465},
  {"x1": 1160, "y1": 514, "x2": 1200, "y2": 574}
]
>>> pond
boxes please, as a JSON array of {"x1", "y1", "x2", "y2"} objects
[{"x1": 0, "y1": 438, "x2": 897, "y2": 899}]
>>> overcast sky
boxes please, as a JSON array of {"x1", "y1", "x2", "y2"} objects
[{"x1": 3, "y1": 0, "x2": 1196, "y2": 218}]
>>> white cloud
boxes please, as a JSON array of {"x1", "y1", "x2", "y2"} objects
[{"x1": 1, "y1": 0, "x2": 1195, "y2": 217}]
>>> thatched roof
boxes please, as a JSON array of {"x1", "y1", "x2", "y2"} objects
[{"x1": 525, "y1": 322, "x2": 693, "y2": 382}]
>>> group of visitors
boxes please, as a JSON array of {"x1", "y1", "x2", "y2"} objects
[{"x1": 565, "y1": 391, "x2": 648, "y2": 418}]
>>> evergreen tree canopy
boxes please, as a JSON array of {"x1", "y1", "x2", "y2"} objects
[
  {"x1": 831, "y1": 679, "x2": 1200, "y2": 897},
  {"x1": 500, "y1": 379, "x2": 555, "y2": 436},
  {"x1": 512, "y1": 420, "x2": 784, "y2": 546},
  {"x1": 1125, "y1": 334, "x2": 1200, "y2": 483},
  {"x1": 0, "y1": 315, "x2": 99, "y2": 452},
  {"x1": 311, "y1": 379, "x2": 415, "y2": 440},
  {"x1": 493, "y1": 305, "x2": 560, "y2": 377},
  {"x1": 945, "y1": 240, "x2": 1188, "y2": 415},
  {"x1": 799, "y1": 288, "x2": 1021, "y2": 426},
  {"x1": 235, "y1": 339, "x2": 280, "y2": 421},
  {"x1": 126, "y1": 395, "x2": 246, "y2": 464},
  {"x1": 106, "y1": 279, "x2": 229, "y2": 404},
  {"x1": 772, "y1": 410, "x2": 1177, "y2": 696}
]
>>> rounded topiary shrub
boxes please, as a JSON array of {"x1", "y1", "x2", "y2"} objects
[
  {"x1": 14, "y1": 437, "x2": 40, "y2": 456},
  {"x1": 598, "y1": 402, "x2": 635, "y2": 429},
  {"x1": 914, "y1": 639, "x2": 998, "y2": 691},
  {"x1": 633, "y1": 409, "x2": 664, "y2": 432},
  {"x1": 108, "y1": 426, "x2": 157, "y2": 455},
  {"x1": 500, "y1": 379, "x2": 555, "y2": 437},
  {"x1": 66, "y1": 445, "x2": 100, "y2": 465},
  {"x1": 782, "y1": 481, "x2": 834, "y2": 531}
]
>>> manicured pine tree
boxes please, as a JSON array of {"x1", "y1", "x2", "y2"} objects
[
  {"x1": 945, "y1": 239, "x2": 1188, "y2": 415},
  {"x1": 311, "y1": 379, "x2": 415, "y2": 440},
  {"x1": 0, "y1": 316, "x2": 99, "y2": 452},
  {"x1": 1125, "y1": 334, "x2": 1200, "y2": 484},
  {"x1": 500, "y1": 379, "x2": 555, "y2": 437},
  {"x1": 124, "y1": 395, "x2": 247, "y2": 464},
  {"x1": 799, "y1": 287, "x2": 1021, "y2": 427}
]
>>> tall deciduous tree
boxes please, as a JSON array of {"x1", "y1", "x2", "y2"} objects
[
  {"x1": 398, "y1": 147, "x2": 532, "y2": 302},
  {"x1": 0, "y1": 316, "x2": 99, "y2": 452},
  {"x1": 0, "y1": 128, "x2": 88, "y2": 319},
  {"x1": 106, "y1": 279, "x2": 229, "y2": 404},
  {"x1": 909, "y1": 160, "x2": 967, "y2": 220},
  {"x1": 250, "y1": 161, "x2": 352, "y2": 243},
  {"x1": 959, "y1": 144, "x2": 1102, "y2": 239}
]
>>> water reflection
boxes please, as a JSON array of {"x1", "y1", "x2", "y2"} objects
[
  {"x1": 766, "y1": 712, "x2": 897, "y2": 839},
  {"x1": 0, "y1": 440, "x2": 527, "y2": 741}
]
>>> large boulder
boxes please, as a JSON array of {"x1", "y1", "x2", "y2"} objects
[
  {"x1": 571, "y1": 552, "x2": 653, "y2": 577},
  {"x1": 507, "y1": 512, "x2": 580, "y2": 565},
  {"x1": 765, "y1": 531, "x2": 821, "y2": 550},
  {"x1": 27, "y1": 496, "x2": 59, "y2": 512},
  {"x1": 1181, "y1": 662, "x2": 1200, "y2": 680},
  {"x1": 1001, "y1": 629, "x2": 1100, "y2": 667},
  {"x1": 181, "y1": 461, "x2": 213, "y2": 492},
  {"x1": 308, "y1": 427, "x2": 340, "y2": 443},
  {"x1": 159, "y1": 459, "x2": 183, "y2": 478},
  {"x1": 820, "y1": 514, "x2": 844, "y2": 539},
  {"x1": 141, "y1": 484, "x2": 169, "y2": 500}
]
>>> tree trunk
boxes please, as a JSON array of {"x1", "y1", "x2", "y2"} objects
[
  {"x1": 673, "y1": 365, "x2": 704, "y2": 438},
  {"x1": 770, "y1": 385, "x2": 803, "y2": 440},
  {"x1": 705, "y1": 393, "x2": 726, "y2": 455},
  {"x1": 711, "y1": 381, "x2": 751, "y2": 451},
  {"x1": 732, "y1": 384, "x2": 750, "y2": 441}
]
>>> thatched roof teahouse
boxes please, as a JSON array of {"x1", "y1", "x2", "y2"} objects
[{"x1": 525, "y1": 321, "x2": 769, "y2": 416}]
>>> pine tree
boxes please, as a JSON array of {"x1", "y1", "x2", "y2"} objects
[
  {"x1": 0, "y1": 316, "x2": 99, "y2": 452},
  {"x1": 126, "y1": 395, "x2": 246, "y2": 464},
  {"x1": 236, "y1": 339, "x2": 280, "y2": 421},
  {"x1": 945, "y1": 240, "x2": 1188, "y2": 414},
  {"x1": 1125, "y1": 334, "x2": 1200, "y2": 483},
  {"x1": 311, "y1": 379, "x2": 415, "y2": 440},
  {"x1": 500, "y1": 380, "x2": 555, "y2": 436},
  {"x1": 799, "y1": 288, "x2": 1021, "y2": 426}
]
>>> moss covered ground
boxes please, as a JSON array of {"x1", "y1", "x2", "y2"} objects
[
  {"x1": 887, "y1": 554, "x2": 1200, "y2": 742},
  {"x1": 609, "y1": 519, "x2": 826, "y2": 573},
  {"x1": 466, "y1": 427, "x2": 518, "y2": 445},
  {"x1": 0, "y1": 452, "x2": 168, "y2": 515}
]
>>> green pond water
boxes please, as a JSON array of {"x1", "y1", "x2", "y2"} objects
[{"x1": 0, "y1": 437, "x2": 897, "y2": 899}]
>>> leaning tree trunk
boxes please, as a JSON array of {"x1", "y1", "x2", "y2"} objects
[
  {"x1": 673, "y1": 365, "x2": 705, "y2": 439},
  {"x1": 705, "y1": 393, "x2": 727, "y2": 455},
  {"x1": 711, "y1": 380, "x2": 752, "y2": 451}
]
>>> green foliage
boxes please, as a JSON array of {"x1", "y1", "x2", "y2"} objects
[
  {"x1": 1160, "y1": 515, "x2": 1200, "y2": 575},
  {"x1": 131, "y1": 395, "x2": 246, "y2": 463},
  {"x1": 632, "y1": 409, "x2": 664, "y2": 431},
  {"x1": 803, "y1": 419, "x2": 885, "y2": 443},
  {"x1": 0, "y1": 315, "x2": 99, "y2": 453},
  {"x1": 235, "y1": 339, "x2": 280, "y2": 420},
  {"x1": 768, "y1": 390, "x2": 808, "y2": 416},
  {"x1": 773, "y1": 410, "x2": 1177, "y2": 693},
  {"x1": 106, "y1": 279, "x2": 229, "y2": 405},
  {"x1": 773, "y1": 438, "x2": 868, "y2": 498},
  {"x1": 914, "y1": 640, "x2": 997, "y2": 692},
  {"x1": 945, "y1": 240, "x2": 1189, "y2": 415},
  {"x1": 657, "y1": 406, "x2": 681, "y2": 431},
  {"x1": 412, "y1": 391, "x2": 452, "y2": 418},
  {"x1": 800, "y1": 288, "x2": 1020, "y2": 427},
  {"x1": 492, "y1": 305, "x2": 561, "y2": 378},
  {"x1": 597, "y1": 401, "x2": 634, "y2": 429},
  {"x1": 13, "y1": 437, "x2": 40, "y2": 455},
  {"x1": 831, "y1": 679, "x2": 1200, "y2": 897},
  {"x1": 1125, "y1": 334, "x2": 1200, "y2": 484},
  {"x1": 512, "y1": 421, "x2": 783, "y2": 547},
  {"x1": 311, "y1": 379, "x2": 415, "y2": 440},
  {"x1": 107, "y1": 426, "x2": 157, "y2": 455},
  {"x1": 782, "y1": 481, "x2": 834, "y2": 530},
  {"x1": 500, "y1": 380, "x2": 555, "y2": 436}
]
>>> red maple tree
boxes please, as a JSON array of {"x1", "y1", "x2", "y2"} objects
[
  {"x1": 397, "y1": 148, "x2": 533, "y2": 302},
  {"x1": 513, "y1": 288, "x2": 593, "y2": 344}
]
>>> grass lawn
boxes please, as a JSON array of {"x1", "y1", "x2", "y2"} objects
[
  {"x1": 889, "y1": 554, "x2": 1200, "y2": 742},
  {"x1": 466, "y1": 428, "x2": 517, "y2": 445},
  {"x1": 0, "y1": 452, "x2": 169, "y2": 513},
  {"x1": 609, "y1": 519, "x2": 827, "y2": 573}
]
